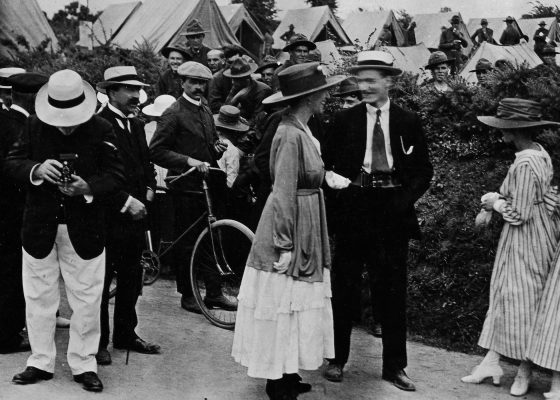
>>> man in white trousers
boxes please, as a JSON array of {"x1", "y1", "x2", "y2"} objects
[{"x1": 4, "y1": 69, "x2": 124, "y2": 392}]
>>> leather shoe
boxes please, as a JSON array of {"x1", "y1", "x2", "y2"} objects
[
  {"x1": 372, "y1": 322, "x2": 382, "y2": 338},
  {"x1": 12, "y1": 367, "x2": 53, "y2": 384},
  {"x1": 204, "y1": 294, "x2": 238, "y2": 311},
  {"x1": 96, "y1": 348, "x2": 112, "y2": 365},
  {"x1": 73, "y1": 371, "x2": 103, "y2": 392},
  {"x1": 382, "y1": 369, "x2": 416, "y2": 391},
  {"x1": 181, "y1": 295, "x2": 202, "y2": 314},
  {"x1": 114, "y1": 337, "x2": 161, "y2": 354},
  {"x1": 0, "y1": 337, "x2": 31, "y2": 354},
  {"x1": 324, "y1": 363, "x2": 343, "y2": 382}
]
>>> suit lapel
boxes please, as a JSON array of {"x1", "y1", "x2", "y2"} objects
[
  {"x1": 389, "y1": 103, "x2": 403, "y2": 170},
  {"x1": 352, "y1": 103, "x2": 368, "y2": 165}
]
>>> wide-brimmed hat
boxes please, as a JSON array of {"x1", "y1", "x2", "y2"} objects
[
  {"x1": 262, "y1": 62, "x2": 346, "y2": 105},
  {"x1": 256, "y1": 56, "x2": 279, "y2": 74},
  {"x1": 97, "y1": 66, "x2": 149, "y2": 90},
  {"x1": 539, "y1": 20, "x2": 547, "y2": 26},
  {"x1": 213, "y1": 105, "x2": 250, "y2": 132},
  {"x1": 161, "y1": 45, "x2": 190, "y2": 60},
  {"x1": 0, "y1": 67, "x2": 26, "y2": 89},
  {"x1": 347, "y1": 51, "x2": 402, "y2": 75},
  {"x1": 543, "y1": 44, "x2": 560, "y2": 55},
  {"x1": 7, "y1": 72, "x2": 48, "y2": 93},
  {"x1": 283, "y1": 33, "x2": 317, "y2": 52},
  {"x1": 177, "y1": 61, "x2": 213, "y2": 80},
  {"x1": 180, "y1": 19, "x2": 208, "y2": 36},
  {"x1": 223, "y1": 57, "x2": 258, "y2": 78},
  {"x1": 142, "y1": 94, "x2": 176, "y2": 117},
  {"x1": 450, "y1": 15, "x2": 461, "y2": 24},
  {"x1": 425, "y1": 51, "x2": 454, "y2": 69},
  {"x1": 478, "y1": 98, "x2": 560, "y2": 129},
  {"x1": 469, "y1": 58, "x2": 493, "y2": 72},
  {"x1": 36, "y1": 69, "x2": 97, "y2": 127},
  {"x1": 333, "y1": 76, "x2": 361, "y2": 97},
  {"x1": 504, "y1": 16, "x2": 515, "y2": 23},
  {"x1": 481, "y1": 18, "x2": 488, "y2": 25}
]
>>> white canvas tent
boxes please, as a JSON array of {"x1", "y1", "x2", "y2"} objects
[
  {"x1": 112, "y1": 0, "x2": 241, "y2": 53},
  {"x1": 547, "y1": 17, "x2": 560, "y2": 44},
  {"x1": 459, "y1": 42, "x2": 542, "y2": 84},
  {"x1": 77, "y1": 1, "x2": 141, "y2": 48},
  {"x1": 466, "y1": 17, "x2": 525, "y2": 45},
  {"x1": 220, "y1": 4, "x2": 264, "y2": 59},
  {"x1": 276, "y1": 40, "x2": 341, "y2": 73},
  {"x1": 0, "y1": 0, "x2": 59, "y2": 57},
  {"x1": 516, "y1": 17, "x2": 556, "y2": 49},
  {"x1": 343, "y1": 10, "x2": 406, "y2": 49},
  {"x1": 412, "y1": 12, "x2": 473, "y2": 54},
  {"x1": 272, "y1": 6, "x2": 351, "y2": 50},
  {"x1": 381, "y1": 44, "x2": 432, "y2": 84}
]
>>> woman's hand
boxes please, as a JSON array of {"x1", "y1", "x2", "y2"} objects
[
  {"x1": 481, "y1": 192, "x2": 500, "y2": 211},
  {"x1": 273, "y1": 250, "x2": 292, "y2": 274}
]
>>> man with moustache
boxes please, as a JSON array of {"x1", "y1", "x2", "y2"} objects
[
  {"x1": 156, "y1": 45, "x2": 191, "y2": 98},
  {"x1": 96, "y1": 66, "x2": 160, "y2": 366},
  {"x1": 207, "y1": 49, "x2": 225, "y2": 74},
  {"x1": 322, "y1": 51, "x2": 433, "y2": 391},
  {"x1": 149, "y1": 61, "x2": 233, "y2": 313},
  {"x1": 271, "y1": 34, "x2": 316, "y2": 92}
]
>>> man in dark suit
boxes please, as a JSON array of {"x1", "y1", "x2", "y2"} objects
[
  {"x1": 322, "y1": 51, "x2": 433, "y2": 392},
  {"x1": 5, "y1": 69, "x2": 124, "y2": 392},
  {"x1": 208, "y1": 45, "x2": 245, "y2": 113},
  {"x1": 155, "y1": 45, "x2": 190, "y2": 98},
  {"x1": 96, "y1": 66, "x2": 160, "y2": 366},
  {"x1": 0, "y1": 72, "x2": 47, "y2": 354},
  {"x1": 149, "y1": 61, "x2": 232, "y2": 313},
  {"x1": 470, "y1": 19, "x2": 497, "y2": 45}
]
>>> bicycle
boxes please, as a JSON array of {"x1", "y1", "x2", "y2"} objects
[{"x1": 109, "y1": 167, "x2": 254, "y2": 331}]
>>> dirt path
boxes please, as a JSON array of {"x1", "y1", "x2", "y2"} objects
[{"x1": 0, "y1": 279, "x2": 550, "y2": 399}]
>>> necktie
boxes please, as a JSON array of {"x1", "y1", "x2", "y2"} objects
[{"x1": 371, "y1": 109, "x2": 391, "y2": 173}]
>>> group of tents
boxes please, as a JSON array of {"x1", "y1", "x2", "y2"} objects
[{"x1": 3, "y1": 0, "x2": 560, "y2": 85}]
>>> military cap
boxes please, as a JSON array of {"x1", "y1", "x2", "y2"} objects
[
  {"x1": 283, "y1": 34, "x2": 317, "y2": 52},
  {"x1": 177, "y1": 61, "x2": 213, "y2": 80},
  {"x1": 7, "y1": 72, "x2": 49, "y2": 93},
  {"x1": 0, "y1": 67, "x2": 26, "y2": 89},
  {"x1": 469, "y1": 58, "x2": 493, "y2": 72}
]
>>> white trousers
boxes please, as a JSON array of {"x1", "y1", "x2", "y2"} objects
[{"x1": 22, "y1": 225, "x2": 105, "y2": 375}]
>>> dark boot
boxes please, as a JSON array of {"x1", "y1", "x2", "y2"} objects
[{"x1": 285, "y1": 373, "x2": 311, "y2": 394}]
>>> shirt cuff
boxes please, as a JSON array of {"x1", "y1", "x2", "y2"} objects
[
  {"x1": 493, "y1": 199, "x2": 506, "y2": 214},
  {"x1": 120, "y1": 195, "x2": 133, "y2": 213},
  {"x1": 29, "y1": 164, "x2": 44, "y2": 186},
  {"x1": 84, "y1": 195, "x2": 93, "y2": 203}
]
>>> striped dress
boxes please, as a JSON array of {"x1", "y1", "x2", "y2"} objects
[{"x1": 478, "y1": 146, "x2": 557, "y2": 360}]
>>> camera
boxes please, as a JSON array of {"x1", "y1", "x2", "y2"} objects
[{"x1": 59, "y1": 153, "x2": 78, "y2": 187}]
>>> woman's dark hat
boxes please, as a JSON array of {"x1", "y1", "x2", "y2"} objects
[
  {"x1": 469, "y1": 58, "x2": 493, "y2": 72},
  {"x1": 478, "y1": 98, "x2": 560, "y2": 129},
  {"x1": 262, "y1": 62, "x2": 346, "y2": 105},
  {"x1": 213, "y1": 105, "x2": 249, "y2": 132},
  {"x1": 223, "y1": 57, "x2": 258, "y2": 78},
  {"x1": 161, "y1": 45, "x2": 190, "y2": 60},
  {"x1": 333, "y1": 77, "x2": 361, "y2": 97},
  {"x1": 180, "y1": 19, "x2": 208, "y2": 36},
  {"x1": 256, "y1": 56, "x2": 279, "y2": 74},
  {"x1": 347, "y1": 51, "x2": 402, "y2": 75},
  {"x1": 425, "y1": 51, "x2": 454, "y2": 69},
  {"x1": 282, "y1": 34, "x2": 317, "y2": 52}
]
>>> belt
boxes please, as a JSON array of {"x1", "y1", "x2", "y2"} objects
[
  {"x1": 297, "y1": 188, "x2": 321, "y2": 196},
  {"x1": 351, "y1": 170, "x2": 401, "y2": 189}
]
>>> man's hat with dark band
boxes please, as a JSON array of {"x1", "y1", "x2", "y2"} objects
[
  {"x1": 256, "y1": 56, "x2": 279, "y2": 74},
  {"x1": 223, "y1": 57, "x2": 258, "y2": 78},
  {"x1": 161, "y1": 45, "x2": 190, "y2": 60},
  {"x1": 481, "y1": 18, "x2": 488, "y2": 25},
  {"x1": 347, "y1": 51, "x2": 402, "y2": 75},
  {"x1": 283, "y1": 33, "x2": 317, "y2": 52},
  {"x1": 478, "y1": 98, "x2": 560, "y2": 129},
  {"x1": 425, "y1": 51, "x2": 454, "y2": 69},
  {"x1": 469, "y1": 58, "x2": 493, "y2": 72},
  {"x1": 7, "y1": 72, "x2": 49, "y2": 93},
  {"x1": 213, "y1": 105, "x2": 250, "y2": 132},
  {"x1": 539, "y1": 20, "x2": 547, "y2": 26},
  {"x1": 97, "y1": 66, "x2": 149, "y2": 91}
]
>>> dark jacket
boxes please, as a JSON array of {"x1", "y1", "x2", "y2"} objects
[
  {"x1": 323, "y1": 102, "x2": 433, "y2": 239},
  {"x1": 271, "y1": 59, "x2": 295, "y2": 92},
  {"x1": 208, "y1": 68, "x2": 232, "y2": 113},
  {"x1": 500, "y1": 25, "x2": 521, "y2": 45},
  {"x1": 534, "y1": 27, "x2": 549, "y2": 52},
  {"x1": 439, "y1": 27, "x2": 468, "y2": 53},
  {"x1": 4, "y1": 115, "x2": 125, "y2": 260},
  {"x1": 226, "y1": 79, "x2": 272, "y2": 124},
  {"x1": 155, "y1": 68, "x2": 183, "y2": 99},
  {"x1": 471, "y1": 27, "x2": 496, "y2": 44},
  {"x1": 186, "y1": 45, "x2": 211, "y2": 67}
]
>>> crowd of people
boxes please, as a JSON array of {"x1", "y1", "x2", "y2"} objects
[{"x1": 0, "y1": 15, "x2": 560, "y2": 400}]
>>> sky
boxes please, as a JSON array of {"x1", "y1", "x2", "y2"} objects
[{"x1": 37, "y1": 0, "x2": 540, "y2": 22}]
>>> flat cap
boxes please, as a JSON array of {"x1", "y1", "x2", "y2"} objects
[
  {"x1": 7, "y1": 72, "x2": 49, "y2": 93},
  {"x1": 177, "y1": 61, "x2": 213, "y2": 80}
]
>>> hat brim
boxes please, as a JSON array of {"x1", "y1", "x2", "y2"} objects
[
  {"x1": 142, "y1": 104, "x2": 164, "y2": 117},
  {"x1": 223, "y1": 63, "x2": 258, "y2": 78},
  {"x1": 283, "y1": 40, "x2": 317, "y2": 52},
  {"x1": 161, "y1": 47, "x2": 189, "y2": 59},
  {"x1": 424, "y1": 59, "x2": 454, "y2": 70},
  {"x1": 256, "y1": 62, "x2": 279, "y2": 74},
  {"x1": 469, "y1": 67, "x2": 493, "y2": 72},
  {"x1": 347, "y1": 65, "x2": 402, "y2": 76},
  {"x1": 213, "y1": 115, "x2": 250, "y2": 132},
  {"x1": 333, "y1": 88, "x2": 361, "y2": 97},
  {"x1": 36, "y1": 80, "x2": 97, "y2": 127},
  {"x1": 262, "y1": 74, "x2": 347, "y2": 105},
  {"x1": 477, "y1": 116, "x2": 560, "y2": 129},
  {"x1": 97, "y1": 79, "x2": 149, "y2": 89}
]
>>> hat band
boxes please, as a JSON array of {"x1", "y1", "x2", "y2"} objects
[
  {"x1": 218, "y1": 114, "x2": 241, "y2": 125},
  {"x1": 357, "y1": 60, "x2": 394, "y2": 67},
  {"x1": 496, "y1": 102, "x2": 541, "y2": 122},
  {"x1": 280, "y1": 74, "x2": 327, "y2": 96},
  {"x1": 107, "y1": 74, "x2": 140, "y2": 83},
  {"x1": 48, "y1": 92, "x2": 86, "y2": 109}
]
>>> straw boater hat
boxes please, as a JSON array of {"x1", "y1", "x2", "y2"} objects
[
  {"x1": 142, "y1": 94, "x2": 176, "y2": 117},
  {"x1": 425, "y1": 51, "x2": 454, "y2": 70},
  {"x1": 469, "y1": 58, "x2": 493, "y2": 72},
  {"x1": 333, "y1": 76, "x2": 361, "y2": 97},
  {"x1": 262, "y1": 62, "x2": 346, "y2": 105},
  {"x1": 213, "y1": 105, "x2": 250, "y2": 132},
  {"x1": 97, "y1": 66, "x2": 149, "y2": 91},
  {"x1": 478, "y1": 98, "x2": 560, "y2": 129},
  {"x1": 35, "y1": 69, "x2": 97, "y2": 127},
  {"x1": 255, "y1": 56, "x2": 279, "y2": 74},
  {"x1": 177, "y1": 61, "x2": 213, "y2": 80},
  {"x1": 0, "y1": 67, "x2": 26, "y2": 89},
  {"x1": 223, "y1": 57, "x2": 258, "y2": 78},
  {"x1": 180, "y1": 19, "x2": 208, "y2": 36},
  {"x1": 283, "y1": 33, "x2": 317, "y2": 52},
  {"x1": 161, "y1": 45, "x2": 190, "y2": 59},
  {"x1": 347, "y1": 51, "x2": 402, "y2": 75},
  {"x1": 6, "y1": 73, "x2": 48, "y2": 93}
]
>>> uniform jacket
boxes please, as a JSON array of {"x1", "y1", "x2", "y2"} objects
[
  {"x1": 323, "y1": 102, "x2": 433, "y2": 239},
  {"x1": 471, "y1": 27, "x2": 496, "y2": 44},
  {"x1": 500, "y1": 26, "x2": 521, "y2": 45},
  {"x1": 186, "y1": 45, "x2": 211, "y2": 67},
  {"x1": 208, "y1": 68, "x2": 232, "y2": 113},
  {"x1": 4, "y1": 115, "x2": 125, "y2": 260},
  {"x1": 155, "y1": 68, "x2": 183, "y2": 98}
]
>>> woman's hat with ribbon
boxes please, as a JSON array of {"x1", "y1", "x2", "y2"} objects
[
  {"x1": 35, "y1": 69, "x2": 97, "y2": 127},
  {"x1": 478, "y1": 98, "x2": 560, "y2": 129},
  {"x1": 262, "y1": 62, "x2": 346, "y2": 105},
  {"x1": 142, "y1": 95, "x2": 176, "y2": 117},
  {"x1": 214, "y1": 105, "x2": 250, "y2": 132},
  {"x1": 347, "y1": 51, "x2": 402, "y2": 75}
]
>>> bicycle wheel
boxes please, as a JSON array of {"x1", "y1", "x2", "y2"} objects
[
  {"x1": 190, "y1": 219, "x2": 254, "y2": 330},
  {"x1": 141, "y1": 250, "x2": 161, "y2": 286}
]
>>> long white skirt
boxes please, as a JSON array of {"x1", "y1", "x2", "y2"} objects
[{"x1": 231, "y1": 267, "x2": 334, "y2": 380}]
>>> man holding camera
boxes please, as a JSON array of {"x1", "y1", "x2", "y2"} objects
[
  {"x1": 5, "y1": 69, "x2": 124, "y2": 392},
  {"x1": 96, "y1": 66, "x2": 160, "y2": 366},
  {"x1": 150, "y1": 61, "x2": 233, "y2": 313}
]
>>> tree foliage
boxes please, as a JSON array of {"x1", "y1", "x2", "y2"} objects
[
  {"x1": 305, "y1": 0, "x2": 338, "y2": 11},
  {"x1": 440, "y1": 6, "x2": 452, "y2": 13},
  {"x1": 50, "y1": 1, "x2": 99, "y2": 50},
  {"x1": 232, "y1": 0, "x2": 278, "y2": 32},
  {"x1": 524, "y1": 1, "x2": 560, "y2": 18}
]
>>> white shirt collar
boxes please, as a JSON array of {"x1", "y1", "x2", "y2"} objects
[
  {"x1": 107, "y1": 102, "x2": 132, "y2": 119},
  {"x1": 10, "y1": 104, "x2": 30, "y2": 118},
  {"x1": 366, "y1": 99, "x2": 390, "y2": 114},
  {"x1": 183, "y1": 93, "x2": 202, "y2": 107}
]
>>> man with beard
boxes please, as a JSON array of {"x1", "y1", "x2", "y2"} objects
[
  {"x1": 156, "y1": 46, "x2": 190, "y2": 98},
  {"x1": 271, "y1": 34, "x2": 316, "y2": 92},
  {"x1": 208, "y1": 45, "x2": 245, "y2": 113},
  {"x1": 207, "y1": 49, "x2": 225, "y2": 74},
  {"x1": 180, "y1": 19, "x2": 212, "y2": 67},
  {"x1": 96, "y1": 66, "x2": 160, "y2": 366},
  {"x1": 149, "y1": 61, "x2": 233, "y2": 313},
  {"x1": 423, "y1": 51, "x2": 453, "y2": 93}
]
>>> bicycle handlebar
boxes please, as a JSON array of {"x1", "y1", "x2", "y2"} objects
[{"x1": 165, "y1": 166, "x2": 224, "y2": 185}]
